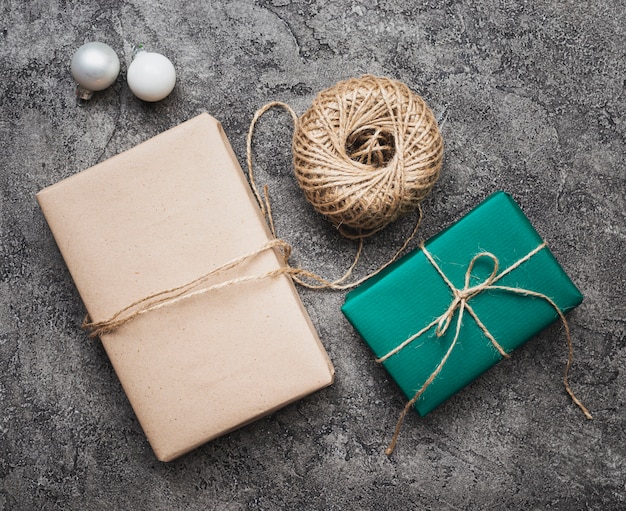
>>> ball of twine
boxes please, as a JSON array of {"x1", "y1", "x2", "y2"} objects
[{"x1": 292, "y1": 75, "x2": 444, "y2": 238}]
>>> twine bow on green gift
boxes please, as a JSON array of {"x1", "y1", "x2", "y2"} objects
[{"x1": 378, "y1": 242, "x2": 593, "y2": 456}]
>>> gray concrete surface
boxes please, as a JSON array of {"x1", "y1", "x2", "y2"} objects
[{"x1": 1, "y1": 1, "x2": 625, "y2": 509}]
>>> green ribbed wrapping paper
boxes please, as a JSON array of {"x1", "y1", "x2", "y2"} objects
[{"x1": 342, "y1": 191, "x2": 583, "y2": 416}]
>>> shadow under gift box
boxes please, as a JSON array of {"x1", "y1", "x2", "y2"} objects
[
  {"x1": 341, "y1": 191, "x2": 583, "y2": 417},
  {"x1": 36, "y1": 113, "x2": 334, "y2": 462}
]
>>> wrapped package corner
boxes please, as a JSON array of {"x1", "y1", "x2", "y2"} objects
[
  {"x1": 37, "y1": 113, "x2": 334, "y2": 462},
  {"x1": 342, "y1": 191, "x2": 583, "y2": 417}
]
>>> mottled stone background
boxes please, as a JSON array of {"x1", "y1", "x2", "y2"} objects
[{"x1": 1, "y1": 1, "x2": 625, "y2": 509}]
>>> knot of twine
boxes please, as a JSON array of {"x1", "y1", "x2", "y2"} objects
[
  {"x1": 292, "y1": 75, "x2": 443, "y2": 239},
  {"x1": 379, "y1": 242, "x2": 592, "y2": 456}
]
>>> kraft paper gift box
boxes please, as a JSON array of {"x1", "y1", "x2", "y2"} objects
[
  {"x1": 37, "y1": 113, "x2": 334, "y2": 462},
  {"x1": 342, "y1": 191, "x2": 583, "y2": 417}
]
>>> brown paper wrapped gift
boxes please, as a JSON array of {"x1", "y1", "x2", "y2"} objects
[{"x1": 36, "y1": 113, "x2": 334, "y2": 462}]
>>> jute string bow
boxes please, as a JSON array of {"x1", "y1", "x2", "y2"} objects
[{"x1": 381, "y1": 242, "x2": 592, "y2": 456}]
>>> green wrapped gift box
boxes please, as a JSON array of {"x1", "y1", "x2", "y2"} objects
[{"x1": 342, "y1": 191, "x2": 583, "y2": 416}]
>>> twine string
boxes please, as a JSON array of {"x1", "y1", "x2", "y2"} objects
[
  {"x1": 84, "y1": 77, "x2": 442, "y2": 337},
  {"x1": 82, "y1": 239, "x2": 294, "y2": 337},
  {"x1": 381, "y1": 242, "x2": 592, "y2": 456},
  {"x1": 245, "y1": 86, "x2": 433, "y2": 290},
  {"x1": 83, "y1": 233, "x2": 389, "y2": 338}
]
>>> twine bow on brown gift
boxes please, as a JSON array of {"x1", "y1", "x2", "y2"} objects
[
  {"x1": 82, "y1": 239, "x2": 299, "y2": 337},
  {"x1": 377, "y1": 242, "x2": 593, "y2": 456}
]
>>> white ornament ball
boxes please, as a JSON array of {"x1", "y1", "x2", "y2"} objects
[
  {"x1": 71, "y1": 42, "x2": 120, "y2": 93},
  {"x1": 127, "y1": 51, "x2": 176, "y2": 102}
]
